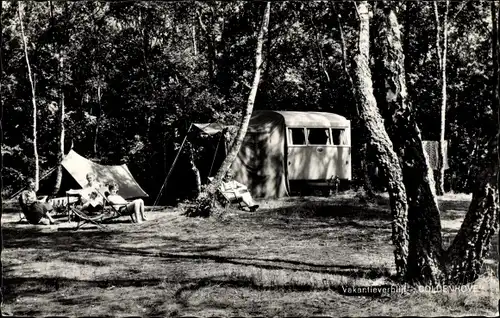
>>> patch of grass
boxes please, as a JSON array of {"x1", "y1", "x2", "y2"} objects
[{"x1": 2, "y1": 195, "x2": 498, "y2": 316}]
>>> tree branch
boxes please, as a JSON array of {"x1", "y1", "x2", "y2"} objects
[
  {"x1": 351, "y1": 0, "x2": 360, "y2": 21},
  {"x1": 307, "y1": 7, "x2": 331, "y2": 84},
  {"x1": 448, "y1": 0, "x2": 469, "y2": 26}
]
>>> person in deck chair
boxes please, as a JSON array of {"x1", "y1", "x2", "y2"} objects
[
  {"x1": 220, "y1": 171, "x2": 259, "y2": 211},
  {"x1": 20, "y1": 178, "x2": 57, "y2": 225},
  {"x1": 78, "y1": 173, "x2": 104, "y2": 213},
  {"x1": 106, "y1": 182, "x2": 147, "y2": 223}
]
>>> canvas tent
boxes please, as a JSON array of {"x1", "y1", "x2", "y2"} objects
[
  {"x1": 193, "y1": 110, "x2": 351, "y2": 199},
  {"x1": 39, "y1": 150, "x2": 148, "y2": 199}
]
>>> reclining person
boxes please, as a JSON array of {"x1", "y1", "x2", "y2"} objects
[
  {"x1": 106, "y1": 182, "x2": 147, "y2": 223},
  {"x1": 220, "y1": 172, "x2": 259, "y2": 211},
  {"x1": 20, "y1": 178, "x2": 57, "y2": 225}
]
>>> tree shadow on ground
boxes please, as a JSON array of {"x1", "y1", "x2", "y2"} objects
[
  {"x1": 1, "y1": 276, "x2": 164, "y2": 303},
  {"x1": 173, "y1": 274, "x2": 399, "y2": 308},
  {"x1": 257, "y1": 201, "x2": 391, "y2": 222}
]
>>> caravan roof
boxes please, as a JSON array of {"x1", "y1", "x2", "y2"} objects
[
  {"x1": 274, "y1": 111, "x2": 349, "y2": 128},
  {"x1": 194, "y1": 111, "x2": 350, "y2": 134},
  {"x1": 248, "y1": 111, "x2": 349, "y2": 131}
]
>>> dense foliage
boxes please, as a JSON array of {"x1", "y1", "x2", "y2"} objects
[{"x1": 1, "y1": 1, "x2": 496, "y2": 203}]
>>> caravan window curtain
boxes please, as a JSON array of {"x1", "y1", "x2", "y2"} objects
[{"x1": 306, "y1": 128, "x2": 331, "y2": 145}]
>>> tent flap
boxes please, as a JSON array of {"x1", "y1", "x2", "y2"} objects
[
  {"x1": 230, "y1": 111, "x2": 288, "y2": 198},
  {"x1": 193, "y1": 123, "x2": 230, "y2": 135}
]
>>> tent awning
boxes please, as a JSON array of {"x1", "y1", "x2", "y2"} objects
[
  {"x1": 61, "y1": 150, "x2": 148, "y2": 199},
  {"x1": 193, "y1": 123, "x2": 231, "y2": 135}
]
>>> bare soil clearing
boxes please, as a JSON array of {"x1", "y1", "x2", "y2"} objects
[{"x1": 1, "y1": 193, "x2": 498, "y2": 316}]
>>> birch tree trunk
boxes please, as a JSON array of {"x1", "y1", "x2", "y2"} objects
[
  {"x1": 93, "y1": 84, "x2": 102, "y2": 156},
  {"x1": 373, "y1": 1, "x2": 445, "y2": 285},
  {"x1": 191, "y1": 2, "x2": 270, "y2": 217},
  {"x1": 372, "y1": 1, "x2": 498, "y2": 285},
  {"x1": 192, "y1": 25, "x2": 197, "y2": 56},
  {"x1": 443, "y1": 2, "x2": 500, "y2": 284},
  {"x1": 351, "y1": 1, "x2": 409, "y2": 279},
  {"x1": 434, "y1": 0, "x2": 449, "y2": 196},
  {"x1": 53, "y1": 54, "x2": 65, "y2": 194},
  {"x1": 445, "y1": 142, "x2": 499, "y2": 283},
  {"x1": 18, "y1": 2, "x2": 39, "y2": 190}
]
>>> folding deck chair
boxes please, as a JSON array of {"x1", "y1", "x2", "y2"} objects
[
  {"x1": 69, "y1": 188, "x2": 137, "y2": 230},
  {"x1": 98, "y1": 189, "x2": 137, "y2": 223},
  {"x1": 70, "y1": 206, "x2": 111, "y2": 231}
]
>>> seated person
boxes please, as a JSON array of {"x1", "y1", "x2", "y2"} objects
[
  {"x1": 73, "y1": 173, "x2": 105, "y2": 213},
  {"x1": 20, "y1": 178, "x2": 57, "y2": 225},
  {"x1": 219, "y1": 172, "x2": 259, "y2": 211},
  {"x1": 85, "y1": 172, "x2": 102, "y2": 189},
  {"x1": 80, "y1": 190, "x2": 104, "y2": 213},
  {"x1": 106, "y1": 182, "x2": 147, "y2": 223}
]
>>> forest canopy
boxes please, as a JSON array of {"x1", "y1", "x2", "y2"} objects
[{"x1": 1, "y1": 1, "x2": 497, "y2": 203}]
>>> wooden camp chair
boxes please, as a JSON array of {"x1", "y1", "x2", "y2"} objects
[
  {"x1": 217, "y1": 187, "x2": 246, "y2": 209},
  {"x1": 207, "y1": 177, "x2": 244, "y2": 209}
]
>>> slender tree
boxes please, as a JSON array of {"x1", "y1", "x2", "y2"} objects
[
  {"x1": 18, "y1": 1, "x2": 39, "y2": 190},
  {"x1": 433, "y1": 0, "x2": 449, "y2": 195},
  {"x1": 373, "y1": 1, "x2": 444, "y2": 284},
  {"x1": 350, "y1": 1, "x2": 409, "y2": 279},
  {"x1": 373, "y1": 1, "x2": 498, "y2": 285},
  {"x1": 190, "y1": 2, "x2": 271, "y2": 216},
  {"x1": 50, "y1": 1, "x2": 65, "y2": 194}
]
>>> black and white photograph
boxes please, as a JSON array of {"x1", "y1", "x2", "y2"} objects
[{"x1": 1, "y1": 0, "x2": 499, "y2": 316}]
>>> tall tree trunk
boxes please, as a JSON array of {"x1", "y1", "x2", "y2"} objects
[
  {"x1": 434, "y1": 0, "x2": 449, "y2": 196},
  {"x1": 493, "y1": 1, "x2": 499, "y2": 122},
  {"x1": 403, "y1": 2, "x2": 412, "y2": 86},
  {"x1": 330, "y1": 1, "x2": 375, "y2": 197},
  {"x1": 443, "y1": 2, "x2": 500, "y2": 285},
  {"x1": 373, "y1": 1, "x2": 498, "y2": 286},
  {"x1": 497, "y1": 1, "x2": 500, "y2": 286},
  {"x1": 18, "y1": 2, "x2": 39, "y2": 190},
  {"x1": 0, "y1": 0, "x2": 3, "y2": 201},
  {"x1": 93, "y1": 84, "x2": 101, "y2": 156},
  {"x1": 212, "y1": 2, "x2": 269, "y2": 184},
  {"x1": 192, "y1": 2, "x2": 270, "y2": 216},
  {"x1": 350, "y1": 1, "x2": 409, "y2": 279},
  {"x1": 196, "y1": 8, "x2": 216, "y2": 83},
  {"x1": 53, "y1": 54, "x2": 65, "y2": 194},
  {"x1": 373, "y1": 1, "x2": 445, "y2": 285},
  {"x1": 445, "y1": 140, "x2": 498, "y2": 284},
  {"x1": 192, "y1": 25, "x2": 197, "y2": 56}
]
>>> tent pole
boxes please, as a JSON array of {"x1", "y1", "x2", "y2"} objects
[{"x1": 153, "y1": 123, "x2": 193, "y2": 209}]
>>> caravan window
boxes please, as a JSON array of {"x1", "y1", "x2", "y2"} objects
[
  {"x1": 289, "y1": 128, "x2": 306, "y2": 145},
  {"x1": 331, "y1": 129, "x2": 347, "y2": 145},
  {"x1": 307, "y1": 128, "x2": 330, "y2": 145}
]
